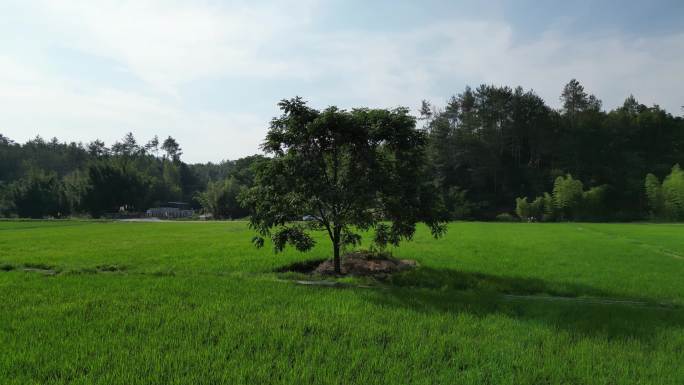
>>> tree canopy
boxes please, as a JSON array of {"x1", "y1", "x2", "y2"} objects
[{"x1": 241, "y1": 97, "x2": 448, "y2": 273}]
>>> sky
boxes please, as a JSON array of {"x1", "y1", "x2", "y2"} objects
[{"x1": 1, "y1": 0, "x2": 683, "y2": 163}]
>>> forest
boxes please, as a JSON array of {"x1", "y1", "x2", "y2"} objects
[
  {"x1": 1, "y1": 79, "x2": 683, "y2": 221},
  {"x1": 0, "y1": 132, "x2": 261, "y2": 219}
]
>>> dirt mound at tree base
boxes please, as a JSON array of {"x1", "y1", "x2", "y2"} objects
[{"x1": 313, "y1": 252, "x2": 418, "y2": 276}]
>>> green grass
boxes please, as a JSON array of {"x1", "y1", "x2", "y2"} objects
[{"x1": 1, "y1": 220, "x2": 683, "y2": 384}]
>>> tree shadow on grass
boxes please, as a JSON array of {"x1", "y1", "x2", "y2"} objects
[{"x1": 369, "y1": 267, "x2": 684, "y2": 341}]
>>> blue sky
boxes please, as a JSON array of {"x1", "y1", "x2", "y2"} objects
[{"x1": 1, "y1": 0, "x2": 683, "y2": 163}]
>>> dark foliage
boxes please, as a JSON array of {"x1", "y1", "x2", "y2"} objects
[
  {"x1": 241, "y1": 97, "x2": 448, "y2": 273},
  {"x1": 423, "y1": 80, "x2": 684, "y2": 220},
  {"x1": 0, "y1": 133, "x2": 262, "y2": 219}
]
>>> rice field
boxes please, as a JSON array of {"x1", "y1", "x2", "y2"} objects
[{"x1": 1, "y1": 220, "x2": 683, "y2": 384}]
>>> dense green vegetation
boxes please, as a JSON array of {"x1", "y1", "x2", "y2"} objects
[
  {"x1": 422, "y1": 80, "x2": 684, "y2": 220},
  {"x1": 645, "y1": 165, "x2": 684, "y2": 220},
  {"x1": 1, "y1": 79, "x2": 683, "y2": 220},
  {"x1": 243, "y1": 98, "x2": 447, "y2": 273},
  {"x1": 1, "y1": 220, "x2": 683, "y2": 384},
  {"x1": 0, "y1": 133, "x2": 263, "y2": 218},
  {"x1": 514, "y1": 174, "x2": 609, "y2": 222}
]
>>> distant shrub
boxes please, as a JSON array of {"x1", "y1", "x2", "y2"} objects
[
  {"x1": 496, "y1": 213, "x2": 518, "y2": 222},
  {"x1": 7, "y1": 169, "x2": 64, "y2": 219},
  {"x1": 581, "y1": 185, "x2": 608, "y2": 221},
  {"x1": 662, "y1": 164, "x2": 684, "y2": 220},
  {"x1": 645, "y1": 165, "x2": 684, "y2": 221},
  {"x1": 195, "y1": 177, "x2": 246, "y2": 219},
  {"x1": 515, "y1": 197, "x2": 530, "y2": 220},
  {"x1": 514, "y1": 174, "x2": 608, "y2": 222},
  {"x1": 552, "y1": 174, "x2": 583, "y2": 220},
  {"x1": 0, "y1": 182, "x2": 14, "y2": 217},
  {"x1": 445, "y1": 187, "x2": 477, "y2": 219},
  {"x1": 645, "y1": 173, "x2": 664, "y2": 218},
  {"x1": 516, "y1": 196, "x2": 545, "y2": 222},
  {"x1": 541, "y1": 192, "x2": 556, "y2": 221},
  {"x1": 529, "y1": 196, "x2": 544, "y2": 221}
]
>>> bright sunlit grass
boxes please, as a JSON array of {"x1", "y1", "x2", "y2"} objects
[{"x1": 1, "y1": 220, "x2": 683, "y2": 384}]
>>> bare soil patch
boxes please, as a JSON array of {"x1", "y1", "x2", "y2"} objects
[{"x1": 277, "y1": 251, "x2": 418, "y2": 277}]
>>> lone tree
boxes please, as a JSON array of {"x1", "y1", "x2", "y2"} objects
[{"x1": 241, "y1": 97, "x2": 448, "y2": 274}]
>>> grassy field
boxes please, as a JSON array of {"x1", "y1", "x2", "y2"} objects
[{"x1": 1, "y1": 220, "x2": 683, "y2": 384}]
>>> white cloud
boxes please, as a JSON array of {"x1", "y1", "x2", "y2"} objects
[
  {"x1": 295, "y1": 22, "x2": 684, "y2": 113},
  {"x1": 1, "y1": 1, "x2": 683, "y2": 162},
  {"x1": 292, "y1": 22, "x2": 515, "y2": 108},
  {"x1": 27, "y1": 0, "x2": 318, "y2": 93},
  {"x1": 0, "y1": 55, "x2": 267, "y2": 163},
  {"x1": 479, "y1": 30, "x2": 684, "y2": 111}
]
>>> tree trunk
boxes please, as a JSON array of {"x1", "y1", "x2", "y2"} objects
[{"x1": 333, "y1": 239, "x2": 341, "y2": 274}]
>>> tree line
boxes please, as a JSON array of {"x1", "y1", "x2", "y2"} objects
[
  {"x1": 0, "y1": 133, "x2": 262, "y2": 218},
  {"x1": 422, "y1": 79, "x2": 684, "y2": 221},
  {"x1": 1, "y1": 78, "x2": 683, "y2": 221}
]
